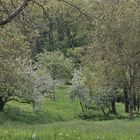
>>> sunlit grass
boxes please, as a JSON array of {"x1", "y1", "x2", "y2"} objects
[{"x1": 0, "y1": 120, "x2": 140, "y2": 140}]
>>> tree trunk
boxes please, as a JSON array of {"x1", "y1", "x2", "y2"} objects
[
  {"x1": 128, "y1": 87, "x2": 134, "y2": 119},
  {"x1": 111, "y1": 100, "x2": 117, "y2": 115},
  {"x1": 79, "y1": 101, "x2": 85, "y2": 114},
  {"x1": 124, "y1": 87, "x2": 129, "y2": 113},
  {"x1": 133, "y1": 95, "x2": 136, "y2": 111},
  {"x1": 52, "y1": 84, "x2": 56, "y2": 100},
  {"x1": 129, "y1": 99, "x2": 134, "y2": 119},
  {"x1": 52, "y1": 91, "x2": 56, "y2": 100},
  {"x1": 48, "y1": 18, "x2": 54, "y2": 47},
  {"x1": 0, "y1": 97, "x2": 5, "y2": 111},
  {"x1": 137, "y1": 94, "x2": 140, "y2": 112},
  {"x1": 32, "y1": 100, "x2": 36, "y2": 109}
]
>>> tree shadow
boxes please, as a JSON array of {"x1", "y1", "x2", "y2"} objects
[{"x1": 0, "y1": 106, "x2": 66, "y2": 125}]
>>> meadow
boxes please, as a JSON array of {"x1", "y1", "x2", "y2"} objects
[{"x1": 0, "y1": 86, "x2": 140, "y2": 140}]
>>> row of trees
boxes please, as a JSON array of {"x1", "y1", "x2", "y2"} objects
[
  {"x1": 0, "y1": 0, "x2": 140, "y2": 119},
  {"x1": 0, "y1": 24, "x2": 73, "y2": 111},
  {"x1": 69, "y1": 0, "x2": 140, "y2": 119}
]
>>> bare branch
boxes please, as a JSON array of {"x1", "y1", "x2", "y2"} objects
[
  {"x1": 32, "y1": 0, "x2": 48, "y2": 18},
  {"x1": 5, "y1": 98, "x2": 31, "y2": 104},
  {"x1": 0, "y1": 0, "x2": 31, "y2": 26},
  {"x1": 58, "y1": 0, "x2": 92, "y2": 21}
]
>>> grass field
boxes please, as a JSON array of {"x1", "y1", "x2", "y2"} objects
[
  {"x1": 0, "y1": 86, "x2": 140, "y2": 140},
  {"x1": 0, "y1": 119, "x2": 140, "y2": 140}
]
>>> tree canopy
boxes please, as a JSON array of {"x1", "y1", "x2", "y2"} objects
[{"x1": 0, "y1": 0, "x2": 140, "y2": 119}]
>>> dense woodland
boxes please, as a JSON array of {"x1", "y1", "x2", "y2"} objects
[{"x1": 0, "y1": 0, "x2": 140, "y2": 122}]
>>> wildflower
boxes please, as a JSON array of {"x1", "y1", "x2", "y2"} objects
[
  {"x1": 73, "y1": 130, "x2": 76, "y2": 133},
  {"x1": 32, "y1": 132, "x2": 36, "y2": 139},
  {"x1": 66, "y1": 134, "x2": 69, "y2": 137},
  {"x1": 4, "y1": 130, "x2": 8, "y2": 134},
  {"x1": 78, "y1": 136, "x2": 80, "y2": 139},
  {"x1": 59, "y1": 133, "x2": 63, "y2": 136},
  {"x1": 96, "y1": 136, "x2": 100, "y2": 139}
]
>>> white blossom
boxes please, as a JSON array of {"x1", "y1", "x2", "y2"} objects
[
  {"x1": 69, "y1": 69, "x2": 89, "y2": 100},
  {"x1": 32, "y1": 132, "x2": 36, "y2": 139}
]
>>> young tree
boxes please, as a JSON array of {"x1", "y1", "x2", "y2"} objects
[
  {"x1": 36, "y1": 50, "x2": 73, "y2": 99},
  {"x1": 95, "y1": 86, "x2": 117, "y2": 116},
  {"x1": 0, "y1": 57, "x2": 57, "y2": 111},
  {"x1": 68, "y1": 69, "x2": 89, "y2": 114},
  {"x1": 0, "y1": 25, "x2": 55, "y2": 111}
]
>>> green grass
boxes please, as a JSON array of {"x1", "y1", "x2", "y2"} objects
[
  {"x1": 0, "y1": 120, "x2": 140, "y2": 140},
  {"x1": 0, "y1": 85, "x2": 80, "y2": 124},
  {"x1": 0, "y1": 85, "x2": 140, "y2": 140}
]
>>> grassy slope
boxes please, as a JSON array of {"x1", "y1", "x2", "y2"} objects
[
  {"x1": 0, "y1": 86, "x2": 140, "y2": 140},
  {"x1": 0, "y1": 86, "x2": 80, "y2": 124}
]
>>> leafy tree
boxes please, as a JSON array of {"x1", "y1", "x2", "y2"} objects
[
  {"x1": 36, "y1": 50, "x2": 73, "y2": 99},
  {"x1": 0, "y1": 59, "x2": 33, "y2": 111},
  {"x1": 67, "y1": 47, "x2": 86, "y2": 68},
  {"x1": 23, "y1": 64, "x2": 57, "y2": 108},
  {"x1": 0, "y1": 58, "x2": 56, "y2": 111},
  {"x1": 0, "y1": 24, "x2": 56, "y2": 111},
  {"x1": 0, "y1": 0, "x2": 49, "y2": 26},
  {"x1": 82, "y1": 0, "x2": 140, "y2": 119},
  {"x1": 95, "y1": 86, "x2": 117, "y2": 116},
  {"x1": 33, "y1": 0, "x2": 92, "y2": 55},
  {"x1": 68, "y1": 69, "x2": 89, "y2": 114}
]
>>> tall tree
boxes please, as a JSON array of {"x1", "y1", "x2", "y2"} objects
[{"x1": 82, "y1": 0, "x2": 140, "y2": 118}]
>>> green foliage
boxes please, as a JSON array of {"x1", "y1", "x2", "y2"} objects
[
  {"x1": 0, "y1": 25, "x2": 59, "y2": 110},
  {"x1": 36, "y1": 50, "x2": 73, "y2": 81},
  {"x1": 1, "y1": 0, "x2": 140, "y2": 136},
  {"x1": 82, "y1": 0, "x2": 140, "y2": 118},
  {"x1": 0, "y1": 25, "x2": 32, "y2": 110},
  {"x1": 69, "y1": 69, "x2": 88, "y2": 99},
  {"x1": 68, "y1": 69, "x2": 89, "y2": 114},
  {"x1": 95, "y1": 87, "x2": 117, "y2": 116},
  {"x1": 67, "y1": 47, "x2": 86, "y2": 67}
]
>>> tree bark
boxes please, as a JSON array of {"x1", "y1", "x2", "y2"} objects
[
  {"x1": 111, "y1": 100, "x2": 117, "y2": 115},
  {"x1": 137, "y1": 93, "x2": 140, "y2": 112},
  {"x1": 79, "y1": 101, "x2": 85, "y2": 114},
  {"x1": 52, "y1": 91, "x2": 56, "y2": 100},
  {"x1": 0, "y1": 0, "x2": 30, "y2": 26},
  {"x1": 123, "y1": 87, "x2": 129, "y2": 113},
  {"x1": 129, "y1": 99, "x2": 134, "y2": 119},
  {"x1": 128, "y1": 85, "x2": 134, "y2": 119},
  {"x1": 0, "y1": 97, "x2": 5, "y2": 111},
  {"x1": 133, "y1": 95, "x2": 136, "y2": 111}
]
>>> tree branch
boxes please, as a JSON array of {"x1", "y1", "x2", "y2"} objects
[
  {"x1": 0, "y1": 0, "x2": 31, "y2": 26},
  {"x1": 58, "y1": 0, "x2": 92, "y2": 21},
  {"x1": 32, "y1": 0, "x2": 48, "y2": 18},
  {"x1": 5, "y1": 98, "x2": 31, "y2": 104}
]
